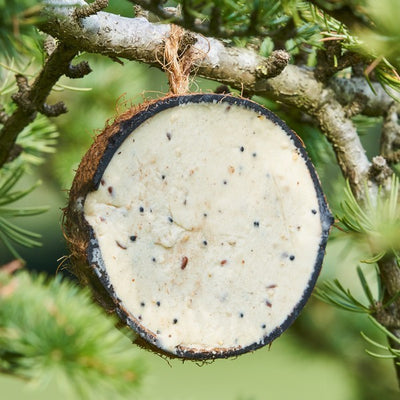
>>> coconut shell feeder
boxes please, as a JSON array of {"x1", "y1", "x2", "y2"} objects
[
  {"x1": 64, "y1": 92, "x2": 333, "y2": 360},
  {"x1": 64, "y1": 25, "x2": 332, "y2": 360}
]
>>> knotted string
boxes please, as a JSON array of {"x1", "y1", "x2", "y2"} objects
[{"x1": 161, "y1": 25, "x2": 205, "y2": 95}]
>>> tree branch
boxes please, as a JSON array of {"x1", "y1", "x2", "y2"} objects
[
  {"x1": 381, "y1": 102, "x2": 400, "y2": 163},
  {"x1": 41, "y1": 0, "x2": 375, "y2": 197},
  {"x1": 377, "y1": 255, "x2": 400, "y2": 383},
  {"x1": 65, "y1": 61, "x2": 92, "y2": 79},
  {"x1": 330, "y1": 76, "x2": 397, "y2": 117},
  {"x1": 41, "y1": 2, "x2": 394, "y2": 110},
  {"x1": 0, "y1": 43, "x2": 78, "y2": 167},
  {"x1": 73, "y1": 0, "x2": 108, "y2": 19}
]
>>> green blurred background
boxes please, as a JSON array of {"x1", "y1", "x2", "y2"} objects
[{"x1": 1, "y1": 21, "x2": 399, "y2": 398}]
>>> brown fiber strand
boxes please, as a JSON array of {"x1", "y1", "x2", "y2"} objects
[{"x1": 162, "y1": 25, "x2": 205, "y2": 95}]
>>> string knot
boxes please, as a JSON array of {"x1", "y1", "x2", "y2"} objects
[{"x1": 161, "y1": 25, "x2": 203, "y2": 95}]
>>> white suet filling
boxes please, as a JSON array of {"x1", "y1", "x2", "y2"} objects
[{"x1": 84, "y1": 101, "x2": 323, "y2": 355}]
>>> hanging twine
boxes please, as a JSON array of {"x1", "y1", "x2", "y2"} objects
[{"x1": 161, "y1": 25, "x2": 205, "y2": 95}]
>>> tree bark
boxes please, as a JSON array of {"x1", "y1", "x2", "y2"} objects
[{"x1": 0, "y1": 44, "x2": 77, "y2": 167}]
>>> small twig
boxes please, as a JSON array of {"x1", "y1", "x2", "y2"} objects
[
  {"x1": 11, "y1": 74, "x2": 34, "y2": 113},
  {"x1": 247, "y1": 2, "x2": 260, "y2": 35},
  {"x1": 315, "y1": 41, "x2": 363, "y2": 82},
  {"x1": 209, "y1": 6, "x2": 222, "y2": 36},
  {"x1": 40, "y1": 102, "x2": 68, "y2": 117},
  {"x1": 214, "y1": 85, "x2": 230, "y2": 94},
  {"x1": 377, "y1": 256, "x2": 400, "y2": 386},
  {"x1": 0, "y1": 43, "x2": 78, "y2": 167},
  {"x1": 256, "y1": 50, "x2": 290, "y2": 80},
  {"x1": 108, "y1": 56, "x2": 124, "y2": 65},
  {"x1": 368, "y1": 156, "x2": 393, "y2": 186},
  {"x1": 344, "y1": 93, "x2": 368, "y2": 118},
  {"x1": 73, "y1": 0, "x2": 109, "y2": 20},
  {"x1": 65, "y1": 61, "x2": 92, "y2": 79},
  {"x1": 381, "y1": 102, "x2": 400, "y2": 163},
  {"x1": 181, "y1": 0, "x2": 195, "y2": 30},
  {"x1": 315, "y1": 40, "x2": 341, "y2": 82},
  {"x1": 373, "y1": 306, "x2": 400, "y2": 329},
  {"x1": 386, "y1": 150, "x2": 400, "y2": 164}
]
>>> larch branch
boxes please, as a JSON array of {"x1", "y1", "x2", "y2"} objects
[
  {"x1": 41, "y1": 0, "x2": 375, "y2": 197},
  {"x1": 0, "y1": 43, "x2": 78, "y2": 167}
]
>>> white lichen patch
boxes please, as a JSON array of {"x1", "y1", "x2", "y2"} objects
[{"x1": 84, "y1": 100, "x2": 325, "y2": 355}]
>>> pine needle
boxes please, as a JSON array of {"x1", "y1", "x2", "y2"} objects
[
  {"x1": 0, "y1": 271, "x2": 144, "y2": 399},
  {"x1": 337, "y1": 175, "x2": 400, "y2": 262}
]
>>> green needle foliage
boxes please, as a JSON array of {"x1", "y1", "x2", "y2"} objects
[
  {"x1": 300, "y1": 2, "x2": 361, "y2": 50},
  {"x1": 303, "y1": 2, "x2": 400, "y2": 95},
  {"x1": 315, "y1": 265, "x2": 382, "y2": 314},
  {"x1": 16, "y1": 114, "x2": 60, "y2": 166},
  {"x1": 0, "y1": 56, "x2": 61, "y2": 259},
  {"x1": 359, "y1": 0, "x2": 400, "y2": 70},
  {"x1": 0, "y1": 166, "x2": 47, "y2": 259},
  {"x1": 316, "y1": 174, "x2": 400, "y2": 369},
  {"x1": 362, "y1": 317, "x2": 400, "y2": 363},
  {"x1": 174, "y1": 0, "x2": 292, "y2": 36},
  {"x1": 337, "y1": 175, "x2": 400, "y2": 263},
  {"x1": 0, "y1": 0, "x2": 43, "y2": 59},
  {"x1": 315, "y1": 264, "x2": 393, "y2": 364},
  {"x1": 315, "y1": 279, "x2": 371, "y2": 313},
  {"x1": 0, "y1": 269, "x2": 144, "y2": 399}
]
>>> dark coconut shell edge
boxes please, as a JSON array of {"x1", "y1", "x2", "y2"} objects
[{"x1": 64, "y1": 93, "x2": 334, "y2": 360}]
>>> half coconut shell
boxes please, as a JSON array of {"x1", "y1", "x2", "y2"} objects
[{"x1": 64, "y1": 94, "x2": 333, "y2": 360}]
